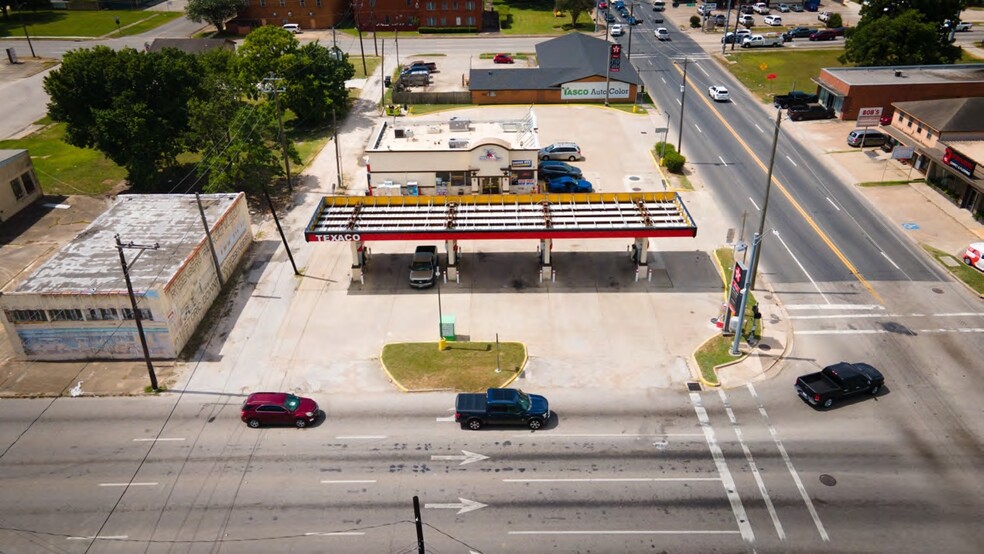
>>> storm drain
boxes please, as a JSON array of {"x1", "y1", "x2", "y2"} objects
[
  {"x1": 819, "y1": 474, "x2": 837, "y2": 487},
  {"x1": 686, "y1": 381, "x2": 702, "y2": 392}
]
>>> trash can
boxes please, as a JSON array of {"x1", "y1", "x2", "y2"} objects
[{"x1": 440, "y1": 315, "x2": 456, "y2": 341}]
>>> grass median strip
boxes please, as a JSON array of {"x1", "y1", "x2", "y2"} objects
[
  {"x1": 922, "y1": 244, "x2": 984, "y2": 295},
  {"x1": 381, "y1": 342, "x2": 526, "y2": 392}
]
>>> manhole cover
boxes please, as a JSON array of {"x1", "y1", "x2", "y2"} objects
[
  {"x1": 686, "y1": 382, "x2": 702, "y2": 392},
  {"x1": 819, "y1": 474, "x2": 837, "y2": 487},
  {"x1": 757, "y1": 343, "x2": 771, "y2": 351},
  {"x1": 932, "y1": 287, "x2": 944, "y2": 294},
  {"x1": 632, "y1": 187, "x2": 642, "y2": 191},
  {"x1": 629, "y1": 176, "x2": 640, "y2": 181}
]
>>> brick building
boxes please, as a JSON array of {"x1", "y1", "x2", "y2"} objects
[{"x1": 232, "y1": 0, "x2": 488, "y2": 32}]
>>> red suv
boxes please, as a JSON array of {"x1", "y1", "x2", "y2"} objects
[
  {"x1": 809, "y1": 29, "x2": 837, "y2": 41},
  {"x1": 241, "y1": 392, "x2": 320, "y2": 428}
]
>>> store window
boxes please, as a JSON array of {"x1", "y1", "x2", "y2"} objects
[
  {"x1": 87, "y1": 308, "x2": 119, "y2": 321},
  {"x1": 9, "y1": 176, "x2": 24, "y2": 200},
  {"x1": 122, "y1": 308, "x2": 154, "y2": 321},
  {"x1": 4, "y1": 309, "x2": 47, "y2": 323},
  {"x1": 48, "y1": 309, "x2": 84, "y2": 322},
  {"x1": 436, "y1": 171, "x2": 468, "y2": 187}
]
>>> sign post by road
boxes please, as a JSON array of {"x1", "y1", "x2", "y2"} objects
[{"x1": 856, "y1": 106, "x2": 883, "y2": 147}]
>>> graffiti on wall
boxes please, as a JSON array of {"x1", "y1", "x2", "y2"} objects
[{"x1": 18, "y1": 326, "x2": 172, "y2": 359}]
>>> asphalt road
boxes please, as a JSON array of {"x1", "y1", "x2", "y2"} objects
[{"x1": 1, "y1": 382, "x2": 981, "y2": 553}]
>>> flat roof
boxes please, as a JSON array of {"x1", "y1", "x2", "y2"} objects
[
  {"x1": 10, "y1": 193, "x2": 242, "y2": 294},
  {"x1": 368, "y1": 109, "x2": 539, "y2": 153},
  {"x1": 304, "y1": 192, "x2": 698, "y2": 241},
  {"x1": 822, "y1": 64, "x2": 984, "y2": 86},
  {"x1": 0, "y1": 149, "x2": 28, "y2": 169}
]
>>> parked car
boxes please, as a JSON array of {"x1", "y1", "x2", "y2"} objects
[
  {"x1": 404, "y1": 60, "x2": 437, "y2": 72},
  {"x1": 538, "y1": 160, "x2": 583, "y2": 180},
  {"x1": 493, "y1": 53, "x2": 514, "y2": 64},
  {"x1": 653, "y1": 0, "x2": 666, "y2": 11},
  {"x1": 963, "y1": 242, "x2": 984, "y2": 271},
  {"x1": 783, "y1": 26, "x2": 817, "y2": 40},
  {"x1": 847, "y1": 129, "x2": 887, "y2": 147},
  {"x1": 752, "y1": 2, "x2": 770, "y2": 14},
  {"x1": 241, "y1": 392, "x2": 320, "y2": 428},
  {"x1": 610, "y1": 23, "x2": 624, "y2": 36},
  {"x1": 539, "y1": 142, "x2": 583, "y2": 161},
  {"x1": 818, "y1": 10, "x2": 831, "y2": 22},
  {"x1": 809, "y1": 29, "x2": 838, "y2": 41},
  {"x1": 597, "y1": 1, "x2": 608, "y2": 9},
  {"x1": 547, "y1": 176, "x2": 594, "y2": 193},
  {"x1": 740, "y1": 5, "x2": 754, "y2": 14},
  {"x1": 722, "y1": 30, "x2": 753, "y2": 43},
  {"x1": 282, "y1": 23, "x2": 301, "y2": 33},
  {"x1": 655, "y1": 27, "x2": 670, "y2": 40},
  {"x1": 708, "y1": 85, "x2": 730, "y2": 102},
  {"x1": 791, "y1": 3, "x2": 803, "y2": 12},
  {"x1": 787, "y1": 103, "x2": 835, "y2": 121},
  {"x1": 955, "y1": 22, "x2": 973, "y2": 32},
  {"x1": 738, "y1": 14, "x2": 754, "y2": 26},
  {"x1": 711, "y1": 13, "x2": 726, "y2": 25},
  {"x1": 697, "y1": 3, "x2": 714, "y2": 16},
  {"x1": 777, "y1": 3, "x2": 790, "y2": 12},
  {"x1": 773, "y1": 90, "x2": 819, "y2": 108},
  {"x1": 764, "y1": 15, "x2": 782, "y2": 26},
  {"x1": 880, "y1": 112, "x2": 894, "y2": 126},
  {"x1": 455, "y1": 388, "x2": 551, "y2": 430},
  {"x1": 409, "y1": 245, "x2": 439, "y2": 288},
  {"x1": 795, "y1": 362, "x2": 884, "y2": 409}
]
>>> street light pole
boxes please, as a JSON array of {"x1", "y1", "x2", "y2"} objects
[
  {"x1": 114, "y1": 235, "x2": 160, "y2": 392},
  {"x1": 676, "y1": 57, "x2": 690, "y2": 154},
  {"x1": 749, "y1": 106, "x2": 783, "y2": 290},
  {"x1": 730, "y1": 232, "x2": 761, "y2": 356}
]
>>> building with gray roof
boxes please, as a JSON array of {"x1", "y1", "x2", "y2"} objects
[{"x1": 0, "y1": 194, "x2": 252, "y2": 361}]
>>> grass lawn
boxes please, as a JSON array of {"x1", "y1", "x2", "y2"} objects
[
  {"x1": 725, "y1": 49, "x2": 848, "y2": 104},
  {"x1": 350, "y1": 56, "x2": 382, "y2": 79},
  {"x1": 381, "y1": 342, "x2": 526, "y2": 391},
  {"x1": 694, "y1": 335, "x2": 740, "y2": 385},
  {"x1": 494, "y1": 0, "x2": 595, "y2": 34},
  {"x1": 922, "y1": 244, "x2": 984, "y2": 295},
  {"x1": 1, "y1": 9, "x2": 181, "y2": 38},
  {"x1": 0, "y1": 121, "x2": 125, "y2": 196}
]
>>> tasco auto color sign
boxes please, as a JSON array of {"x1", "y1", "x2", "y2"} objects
[{"x1": 561, "y1": 82, "x2": 631, "y2": 100}]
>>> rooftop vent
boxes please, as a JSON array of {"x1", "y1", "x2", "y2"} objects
[
  {"x1": 894, "y1": 69, "x2": 903, "y2": 77},
  {"x1": 449, "y1": 118, "x2": 472, "y2": 131},
  {"x1": 449, "y1": 138, "x2": 469, "y2": 149}
]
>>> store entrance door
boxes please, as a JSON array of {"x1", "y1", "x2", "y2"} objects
[{"x1": 480, "y1": 177, "x2": 500, "y2": 194}]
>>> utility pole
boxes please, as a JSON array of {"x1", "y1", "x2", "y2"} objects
[
  {"x1": 721, "y1": 0, "x2": 733, "y2": 55},
  {"x1": 261, "y1": 185, "x2": 300, "y2": 275},
  {"x1": 395, "y1": 28, "x2": 400, "y2": 67},
  {"x1": 16, "y1": 3, "x2": 37, "y2": 58},
  {"x1": 380, "y1": 39, "x2": 385, "y2": 112},
  {"x1": 262, "y1": 74, "x2": 293, "y2": 193},
  {"x1": 194, "y1": 193, "x2": 224, "y2": 287},
  {"x1": 627, "y1": 3, "x2": 635, "y2": 59},
  {"x1": 333, "y1": 109, "x2": 342, "y2": 194},
  {"x1": 749, "y1": 107, "x2": 783, "y2": 290},
  {"x1": 355, "y1": 10, "x2": 367, "y2": 74},
  {"x1": 114, "y1": 235, "x2": 160, "y2": 392},
  {"x1": 370, "y1": 0, "x2": 378, "y2": 56},
  {"x1": 676, "y1": 57, "x2": 690, "y2": 154},
  {"x1": 604, "y1": 44, "x2": 612, "y2": 107},
  {"x1": 413, "y1": 496, "x2": 425, "y2": 554}
]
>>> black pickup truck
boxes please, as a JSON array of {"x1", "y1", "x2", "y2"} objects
[
  {"x1": 795, "y1": 362, "x2": 884, "y2": 409},
  {"x1": 455, "y1": 388, "x2": 551, "y2": 430},
  {"x1": 773, "y1": 90, "x2": 819, "y2": 109}
]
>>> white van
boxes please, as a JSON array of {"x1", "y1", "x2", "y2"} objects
[{"x1": 282, "y1": 23, "x2": 301, "y2": 34}]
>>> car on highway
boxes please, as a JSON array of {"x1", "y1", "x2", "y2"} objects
[
  {"x1": 539, "y1": 142, "x2": 583, "y2": 161},
  {"x1": 241, "y1": 392, "x2": 320, "y2": 428},
  {"x1": 783, "y1": 26, "x2": 818, "y2": 40},
  {"x1": 655, "y1": 27, "x2": 670, "y2": 40},
  {"x1": 626, "y1": 14, "x2": 641, "y2": 25},
  {"x1": 795, "y1": 362, "x2": 884, "y2": 409},
  {"x1": 764, "y1": 15, "x2": 782, "y2": 26},
  {"x1": 455, "y1": 388, "x2": 551, "y2": 430},
  {"x1": 722, "y1": 30, "x2": 753, "y2": 43},
  {"x1": 809, "y1": 29, "x2": 838, "y2": 41},
  {"x1": 955, "y1": 21, "x2": 973, "y2": 32},
  {"x1": 598, "y1": 0, "x2": 608, "y2": 8},
  {"x1": 708, "y1": 85, "x2": 730, "y2": 102},
  {"x1": 546, "y1": 175, "x2": 594, "y2": 193},
  {"x1": 605, "y1": 12, "x2": 616, "y2": 22},
  {"x1": 493, "y1": 53, "x2": 514, "y2": 64},
  {"x1": 653, "y1": 0, "x2": 665, "y2": 11},
  {"x1": 963, "y1": 243, "x2": 984, "y2": 271},
  {"x1": 610, "y1": 23, "x2": 624, "y2": 36},
  {"x1": 538, "y1": 160, "x2": 583, "y2": 180},
  {"x1": 787, "y1": 103, "x2": 835, "y2": 121}
]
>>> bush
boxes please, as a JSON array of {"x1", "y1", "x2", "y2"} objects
[
  {"x1": 826, "y1": 13, "x2": 843, "y2": 29},
  {"x1": 654, "y1": 141, "x2": 677, "y2": 159},
  {"x1": 689, "y1": 15, "x2": 701, "y2": 28},
  {"x1": 663, "y1": 152, "x2": 686, "y2": 173}
]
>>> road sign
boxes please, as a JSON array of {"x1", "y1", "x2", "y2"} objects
[
  {"x1": 892, "y1": 146, "x2": 915, "y2": 160},
  {"x1": 728, "y1": 261, "x2": 748, "y2": 315},
  {"x1": 857, "y1": 106, "x2": 883, "y2": 127},
  {"x1": 610, "y1": 44, "x2": 622, "y2": 72}
]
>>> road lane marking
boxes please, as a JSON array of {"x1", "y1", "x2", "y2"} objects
[
  {"x1": 509, "y1": 530, "x2": 740, "y2": 535},
  {"x1": 786, "y1": 304, "x2": 884, "y2": 310},
  {"x1": 795, "y1": 328, "x2": 984, "y2": 335},
  {"x1": 133, "y1": 438, "x2": 184, "y2": 442},
  {"x1": 698, "y1": 63, "x2": 710, "y2": 77},
  {"x1": 773, "y1": 229, "x2": 828, "y2": 303},
  {"x1": 694, "y1": 124, "x2": 703, "y2": 133},
  {"x1": 321, "y1": 480, "x2": 376, "y2": 484},
  {"x1": 676, "y1": 98, "x2": 682, "y2": 106},
  {"x1": 719, "y1": 155, "x2": 728, "y2": 166},
  {"x1": 825, "y1": 196, "x2": 840, "y2": 211},
  {"x1": 502, "y1": 477, "x2": 721, "y2": 483},
  {"x1": 785, "y1": 155, "x2": 798, "y2": 167},
  {"x1": 749, "y1": 197, "x2": 760, "y2": 211},
  {"x1": 673, "y1": 64, "x2": 882, "y2": 304},
  {"x1": 98, "y1": 482, "x2": 158, "y2": 487},
  {"x1": 425, "y1": 497, "x2": 487, "y2": 514},
  {"x1": 304, "y1": 532, "x2": 365, "y2": 536},
  {"x1": 436, "y1": 416, "x2": 456, "y2": 422},
  {"x1": 431, "y1": 450, "x2": 489, "y2": 465},
  {"x1": 335, "y1": 435, "x2": 387, "y2": 439},
  {"x1": 719, "y1": 390, "x2": 785, "y2": 541},
  {"x1": 67, "y1": 535, "x2": 128, "y2": 540},
  {"x1": 880, "y1": 251, "x2": 901, "y2": 270},
  {"x1": 754, "y1": 123, "x2": 764, "y2": 133},
  {"x1": 747, "y1": 384, "x2": 829, "y2": 542},
  {"x1": 689, "y1": 392, "x2": 754, "y2": 543},
  {"x1": 788, "y1": 312, "x2": 982, "y2": 319},
  {"x1": 510, "y1": 433, "x2": 704, "y2": 438}
]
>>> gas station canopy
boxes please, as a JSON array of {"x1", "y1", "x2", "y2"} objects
[{"x1": 304, "y1": 192, "x2": 698, "y2": 242}]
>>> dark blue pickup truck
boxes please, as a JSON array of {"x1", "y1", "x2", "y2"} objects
[
  {"x1": 455, "y1": 388, "x2": 551, "y2": 430},
  {"x1": 795, "y1": 362, "x2": 884, "y2": 409}
]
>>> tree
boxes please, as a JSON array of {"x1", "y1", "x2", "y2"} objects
[
  {"x1": 850, "y1": 0, "x2": 965, "y2": 65},
  {"x1": 841, "y1": 9, "x2": 957, "y2": 66},
  {"x1": 825, "y1": 13, "x2": 843, "y2": 29},
  {"x1": 44, "y1": 47, "x2": 206, "y2": 190},
  {"x1": 283, "y1": 43, "x2": 355, "y2": 126},
  {"x1": 236, "y1": 25, "x2": 301, "y2": 94},
  {"x1": 185, "y1": 0, "x2": 245, "y2": 33},
  {"x1": 555, "y1": 0, "x2": 594, "y2": 27}
]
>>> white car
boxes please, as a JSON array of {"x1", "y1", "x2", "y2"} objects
[
  {"x1": 610, "y1": 24, "x2": 624, "y2": 37},
  {"x1": 764, "y1": 15, "x2": 782, "y2": 26},
  {"x1": 964, "y1": 243, "x2": 984, "y2": 271},
  {"x1": 738, "y1": 14, "x2": 754, "y2": 26},
  {"x1": 955, "y1": 22, "x2": 973, "y2": 32},
  {"x1": 818, "y1": 11, "x2": 832, "y2": 22},
  {"x1": 655, "y1": 27, "x2": 670, "y2": 40},
  {"x1": 708, "y1": 86, "x2": 730, "y2": 102},
  {"x1": 752, "y1": 2, "x2": 769, "y2": 14}
]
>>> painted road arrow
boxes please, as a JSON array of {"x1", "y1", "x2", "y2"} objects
[
  {"x1": 430, "y1": 450, "x2": 489, "y2": 465},
  {"x1": 424, "y1": 497, "x2": 488, "y2": 514}
]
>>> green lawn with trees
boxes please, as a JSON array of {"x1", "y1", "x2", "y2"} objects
[{"x1": 0, "y1": 9, "x2": 180, "y2": 38}]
